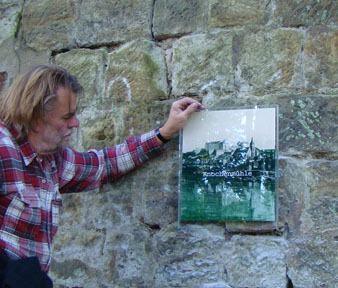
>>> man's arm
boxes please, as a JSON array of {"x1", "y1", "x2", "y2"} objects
[{"x1": 58, "y1": 97, "x2": 204, "y2": 192}]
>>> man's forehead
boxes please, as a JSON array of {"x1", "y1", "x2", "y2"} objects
[
  {"x1": 56, "y1": 86, "x2": 77, "y2": 102},
  {"x1": 52, "y1": 86, "x2": 77, "y2": 115}
]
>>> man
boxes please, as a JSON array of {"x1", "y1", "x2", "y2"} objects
[{"x1": 0, "y1": 65, "x2": 203, "y2": 287}]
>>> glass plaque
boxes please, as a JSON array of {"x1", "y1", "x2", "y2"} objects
[{"x1": 178, "y1": 106, "x2": 279, "y2": 223}]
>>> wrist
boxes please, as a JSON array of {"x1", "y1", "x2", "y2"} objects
[{"x1": 155, "y1": 127, "x2": 170, "y2": 144}]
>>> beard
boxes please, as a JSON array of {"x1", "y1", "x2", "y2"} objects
[{"x1": 36, "y1": 130, "x2": 72, "y2": 155}]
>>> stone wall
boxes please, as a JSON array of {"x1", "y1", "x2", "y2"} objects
[{"x1": 0, "y1": 0, "x2": 337, "y2": 287}]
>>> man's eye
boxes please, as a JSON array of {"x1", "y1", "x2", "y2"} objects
[{"x1": 63, "y1": 114, "x2": 74, "y2": 120}]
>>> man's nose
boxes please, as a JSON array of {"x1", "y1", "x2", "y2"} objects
[{"x1": 69, "y1": 115, "x2": 80, "y2": 128}]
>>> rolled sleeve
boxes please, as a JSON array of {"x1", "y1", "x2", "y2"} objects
[{"x1": 58, "y1": 130, "x2": 164, "y2": 193}]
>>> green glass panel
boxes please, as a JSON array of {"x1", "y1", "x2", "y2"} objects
[{"x1": 179, "y1": 107, "x2": 278, "y2": 223}]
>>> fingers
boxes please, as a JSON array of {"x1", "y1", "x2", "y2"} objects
[
  {"x1": 158, "y1": 97, "x2": 205, "y2": 142},
  {"x1": 174, "y1": 97, "x2": 204, "y2": 111},
  {"x1": 182, "y1": 102, "x2": 199, "y2": 117}
]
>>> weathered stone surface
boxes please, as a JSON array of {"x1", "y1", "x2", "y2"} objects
[
  {"x1": 102, "y1": 226, "x2": 158, "y2": 287},
  {"x1": 79, "y1": 113, "x2": 118, "y2": 151},
  {"x1": 0, "y1": 0, "x2": 23, "y2": 45},
  {"x1": 75, "y1": 0, "x2": 153, "y2": 47},
  {"x1": 21, "y1": 0, "x2": 76, "y2": 51},
  {"x1": 208, "y1": 0, "x2": 269, "y2": 28},
  {"x1": 279, "y1": 158, "x2": 338, "y2": 238},
  {"x1": 136, "y1": 149, "x2": 180, "y2": 228},
  {"x1": 304, "y1": 160, "x2": 337, "y2": 236},
  {"x1": 278, "y1": 95, "x2": 338, "y2": 155},
  {"x1": 305, "y1": 160, "x2": 338, "y2": 237},
  {"x1": 106, "y1": 39, "x2": 168, "y2": 102},
  {"x1": 0, "y1": 38, "x2": 20, "y2": 97},
  {"x1": 0, "y1": 72, "x2": 8, "y2": 95},
  {"x1": 152, "y1": 227, "x2": 288, "y2": 288},
  {"x1": 171, "y1": 31, "x2": 234, "y2": 96},
  {"x1": 49, "y1": 192, "x2": 108, "y2": 287},
  {"x1": 101, "y1": 39, "x2": 168, "y2": 143},
  {"x1": 20, "y1": 0, "x2": 155, "y2": 51},
  {"x1": 235, "y1": 29, "x2": 303, "y2": 94},
  {"x1": 287, "y1": 238, "x2": 338, "y2": 288},
  {"x1": 304, "y1": 27, "x2": 338, "y2": 93},
  {"x1": 153, "y1": 0, "x2": 208, "y2": 40},
  {"x1": 196, "y1": 283, "x2": 232, "y2": 288},
  {"x1": 226, "y1": 236, "x2": 288, "y2": 288},
  {"x1": 275, "y1": 0, "x2": 338, "y2": 27},
  {"x1": 0, "y1": 0, "x2": 23, "y2": 96},
  {"x1": 279, "y1": 158, "x2": 311, "y2": 238},
  {"x1": 153, "y1": 224, "x2": 230, "y2": 287},
  {"x1": 171, "y1": 29, "x2": 303, "y2": 97},
  {"x1": 14, "y1": 46, "x2": 51, "y2": 74}
]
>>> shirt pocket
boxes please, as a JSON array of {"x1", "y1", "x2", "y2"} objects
[{"x1": 3, "y1": 185, "x2": 42, "y2": 240}]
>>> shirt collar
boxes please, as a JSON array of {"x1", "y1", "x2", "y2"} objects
[
  {"x1": 19, "y1": 138, "x2": 38, "y2": 166},
  {"x1": 7, "y1": 124, "x2": 38, "y2": 166}
]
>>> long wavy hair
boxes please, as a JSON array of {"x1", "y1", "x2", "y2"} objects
[{"x1": 0, "y1": 65, "x2": 83, "y2": 142}]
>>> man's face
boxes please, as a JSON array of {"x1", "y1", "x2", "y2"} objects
[{"x1": 32, "y1": 86, "x2": 79, "y2": 154}]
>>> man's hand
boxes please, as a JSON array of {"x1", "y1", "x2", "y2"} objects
[{"x1": 158, "y1": 97, "x2": 204, "y2": 143}]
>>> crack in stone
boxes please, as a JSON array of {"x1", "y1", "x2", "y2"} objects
[
  {"x1": 286, "y1": 273, "x2": 294, "y2": 288},
  {"x1": 151, "y1": 0, "x2": 156, "y2": 41}
]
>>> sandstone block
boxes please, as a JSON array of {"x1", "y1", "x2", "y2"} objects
[
  {"x1": 171, "y1": 31, "x2": 234, "y2": 96},
  {"x1": 0, "y1": 0, "x2": 23, "y2": 95},
  {"x1": 304, "y1": 27, "x2": 338, "y2": 94},
  {"x1": 278, "y1": 95, "x2": 338, "y2": 155},
  {"x1": 208, "y1": 0, "x2": 269, "y2": 28},
  {"x1": 0, "y1": 38, "x2": 21, "y2": 98},
  {"x1": 101, "y1": 226, "x2": 158, "y2": 287},
  {"x1": 0, "y1": 72, "x2": 8, "y2": 96},
  {"x1": 153, "y1": 0, "x2": 208, "y2": 40},
  {"x1": 101, "y1": 39, "x2": 168, "y2": 142},
  {"x1": 106, "y1": 39, "x2": 168, "y2": 103},
  {"x1": 140, "y1": 150, "x2": 180, "y2": 227},
  {"x1": 235, "y1": 29, "x2": 303, "y2": 94},
  {"x1": 0, "y1": 0, "x2": 23, "y2": 45},
  {"x1": 80, "y1": 114, "x2": 118, "y2": 151},
  {"x1": 279, "y1": 158, "x2": 338, "y2": 238},
  {"x1": 225, "y1": 236, "x2": 287, "y2": 288},
  {"x1": 75, "y1": 0, "x2": 153, "y2": 47},
  {"x1": 21, "y1": 0, "x2": 76, "y2": 51},
  {"x1": 287, "y1": 238, "x2": 338, "y2": 288},
  {"x1": 154, "y1": 224, "x2": 229, "y2": 287},
  {"x1": 275, "y1": 0, "x2": 338, "y2": 27},
  {"x1": 302, "y1": 160, "x2": 338, "y2": 237}
]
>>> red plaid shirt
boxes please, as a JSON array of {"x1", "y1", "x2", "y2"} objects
[{"x1": 0, "y1": 121, "x2": 164, "y2": 272}]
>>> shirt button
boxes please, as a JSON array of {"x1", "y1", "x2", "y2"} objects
[{"x1": 42, "y1": 179, "x2": 47, "y2": 184}]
